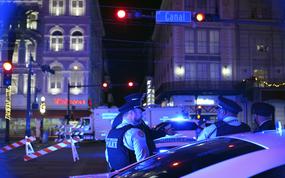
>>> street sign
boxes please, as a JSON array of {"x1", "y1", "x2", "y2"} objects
[{"x1": 156, "y1": 11, "x2": 192, "y2": 24}]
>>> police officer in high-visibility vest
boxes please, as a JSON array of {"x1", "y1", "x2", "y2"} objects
[
  {"x1": 105, "y1": 100, "x2": 150, "y2": 171},
  {"x1": 197, "y1": 96, "x2": 251, "y2": 141},
  {"x1": 111, "y1": 93, "x2": 174, "y2": 155}
]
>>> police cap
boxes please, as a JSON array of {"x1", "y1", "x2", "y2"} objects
[
  {"x1": 252, "y1": 102, "x2": 274, "y2": 117},
  {"x1": 218, "y1": 96, "x2": 242, "y2": 114}
]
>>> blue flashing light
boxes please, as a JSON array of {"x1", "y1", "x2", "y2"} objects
[{"x1": 159, "y1": 149, "x2": 168, "y2": 153}]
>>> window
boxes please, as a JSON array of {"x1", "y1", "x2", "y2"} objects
[
  {"x1": 185, "y1": 29, "x2": 220, "y2": 55},
  {"x1": 48, "y1": 65, "x2": 63, "y2": 95},
  {"x1": 23, "y1": 74, "x2": 36, "y2": 94},
  {"x1": 209, "y1": 30, "x2": 220, "y2": 54},
  {"x1": 26, "y1": 11, "x2": 38, "y2": 30},
  {"x1": 185, "y1": 29, "x2": 195, "y2": 53},
  {"x1": 69, "y1": 64, "x2": 84, "y2": 95},
  {"x1": 210, "y1": 63, "x2": 220, "y2": 80},
  {"x1": 49, "y1": 0, "x2": 65, "y2": 16},
  {"x1": 12, "y1": 40, "x2": 19, "y2": 64},
  {"x1": 252, "y1": 164, "x2": 285, "y2": 177},
  {"x1": 197, "y1": 63, "x2": 208, "y2": 80},
  {"x1": 50, "y1": 30, "x2": 64, "y2": 51},
  {"x1": 197, "y1": 30, "x2": 207, "y2": 53},
  {"x1": 25, "y1": 40, "x2": 36, "y2": 64},
  {"x1": 70, "y1": 0, "x2": 85, "y2": 16},
  {"x1": 70, "y1": 30, "x2": 84, "y2": 51},
  {"x1": 11, "y1": 74, "x2": 18, "y2": 95},
  {"x1": 185, "y1": 63, "x2": 196, "y2": 80}
]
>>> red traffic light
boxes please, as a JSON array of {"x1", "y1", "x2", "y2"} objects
[
  {"x1": 194, "y1": 12, "x2": 205, "y2": 22},
  {"x1": 116, "y1": 9, "x2": 126, "y2": 19},
  {"x1": 128, "y1": 81, "x2": 134, "y2": 87},
  {"x1": 3, "y1": 61, "x2": 13, "y2": 72},
  {"x1": 102, "y1": 82, "x2": 108, "y2": 88}
]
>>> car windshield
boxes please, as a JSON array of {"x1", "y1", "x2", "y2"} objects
[{"x1": 113, "y1": 137, "x2": 264, "y2": 178}]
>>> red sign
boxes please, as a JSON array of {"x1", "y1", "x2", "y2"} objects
[{"x1": 54, "y1": 98, "x2": 86, "y2": 105}]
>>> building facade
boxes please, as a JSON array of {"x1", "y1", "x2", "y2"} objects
[
  {"x1": 0, "y1": 0, "x2": 104, "y2": 136},
  {"x1": 151, "y1": 0, "x2": 285, "y2": 126}
]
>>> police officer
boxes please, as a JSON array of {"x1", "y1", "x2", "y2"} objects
[
  {"x1": 251, "y1": 102, "x2": 275, "y2": 132},
  {"x1": 111, "y1": 93, "x2": 174, "y2": 155},
  {"x1": 105, "y1": 101, "x2": 149, "y2": 171},
  {"x1": 197, "y1": 96, "x2": 251, "y2": 141}
]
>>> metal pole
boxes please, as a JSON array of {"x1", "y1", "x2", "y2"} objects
[
  {"x1": 67, "y1": 83, "x2": 70, "y2": 124},
  {"x1": 25, "y1": 54, "x2": 32, "y2": 136}
]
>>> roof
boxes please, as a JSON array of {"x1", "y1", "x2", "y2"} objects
[{"x1": 223, "y1": 130, "x2": 285, "y2": 149}]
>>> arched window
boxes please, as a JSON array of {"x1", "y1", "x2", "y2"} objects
[
  {"x1": 26, "y1": 11, "x2": 38, "y2": 30},
  {"x1": 70, "y1": 30, "x2": 84, "y2": 51},
  {"x1": 25, "y1": 40, "x2": 36, "y2": 64},
  {"x1": 70, "y1": 0, "x2": 85, "y2": 16},
  {"x1": 69, "y1": 63, "x2": 84, "y2": 95},
  {"x1": 48, "y1": 65, "x2": 63, "y2": 95},
  {"x1": 49, "y1": 0, "x2": 66, "y2": 16},
  {"x1": 50, "y1": 30, "x2": 64, "y2": 51},
  {"x1": 23, "y1": 74, "x2": 36, "y2": 94}
]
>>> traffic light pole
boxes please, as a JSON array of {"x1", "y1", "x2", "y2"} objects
[{"x1": 25, "y1": 54, "x2": 32, "y2": 137}]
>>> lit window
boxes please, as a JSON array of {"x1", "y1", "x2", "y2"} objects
[
  {"x1": 23, "y1": 74, "x2": 36, "y2": 94},
  {"x1": 11, "y1": 74, "x2": 18, "y2": 95},
  {"x1": 49, "y1": 0, "x2": 65, "y2": 16},
  {"x1": 48, "y1": 66, "x2": 63, "y2": 95},
  {"x1": 70, "y1": 31, "x2": 84, "y2": 51},
  {"x1": 26, "y1": 11, "x2": 38, "y2": 30},
  {"x1": 12, "y1": 40, "x2": 19, "y2": 64},
  {"x1": 50, "y1": 30, "x2": 64, "y2": 51},
  {"x1": 256, "y1": 44, "x2": 269, "y2": 52},
  {"x1": 69, "y1": 64, "x2": 84, "y2": 95},
  {"x1": 70, "y1": 0, "x2": 85, "y2": 16},
  {"x1": 25, "y1": 40, "x2": 36, "y2": 64}
]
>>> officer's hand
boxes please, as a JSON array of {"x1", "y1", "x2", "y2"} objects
[{"x1": 164, "y1": 124, "x2": 176, "y2": 136}]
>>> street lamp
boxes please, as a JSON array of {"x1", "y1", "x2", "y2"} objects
[{"x1": 39, "y1": 96, "x2": 46, "y2": 141}]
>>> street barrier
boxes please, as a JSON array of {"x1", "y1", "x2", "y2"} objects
[
  {"x1": 0, "y1": 136, "x2": 36, "y2": 153},
  {"x1": 24, "y1": 137, "x2": 80, "y2": 162}
]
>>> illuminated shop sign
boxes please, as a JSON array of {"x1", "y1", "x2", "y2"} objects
[
  {"x1": 5, "y1": 86, "x2": 12, "y2": 120},
  {"x1": 54, "y1": 98, "x2": 86, "y2": 105}
]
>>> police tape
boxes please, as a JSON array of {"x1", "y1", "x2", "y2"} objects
[
  {"x1": 0, "y1": 136, "x2": 36, "y2": 153},
  {"x1": 23, "y1": 137, "x2": 80, "y2": 161}
]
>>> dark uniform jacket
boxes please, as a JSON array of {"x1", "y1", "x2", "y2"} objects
[
  {"x1": 105, "y1": 125, "x2": 136, "y2": 170},
  {"x1": 254, "y1": 120, "x2": 275, "y2": 132},
  {"x1": 214, "y1": 120, "x2": 251, "y2": 137}
]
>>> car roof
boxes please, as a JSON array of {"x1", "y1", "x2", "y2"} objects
[{"x1": 222, "y1": 130, "x2": 285, "y2": 149}]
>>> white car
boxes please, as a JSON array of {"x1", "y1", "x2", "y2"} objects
[
  {"x1": 70, "y1": 130, "x2": 285, "y2": 178},
  {"x1": 154, "y1": 120, "x2": 198, "y2": 153}
]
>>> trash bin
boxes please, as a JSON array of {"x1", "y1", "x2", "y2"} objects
[{"x1": 42, "y1": 131, "x2": 49, "y2": 144}]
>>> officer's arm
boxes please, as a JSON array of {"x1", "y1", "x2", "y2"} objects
[
  {"x1": 131, "y1": 129, "x2": 149, "y2": 162},
  {"x1": 197, "y1": 124, "x2": 216, "y2": 141}
]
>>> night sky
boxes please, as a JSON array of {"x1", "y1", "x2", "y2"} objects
[{"x1": 99, "y1": 1, "x2": 162, "y2": 106}]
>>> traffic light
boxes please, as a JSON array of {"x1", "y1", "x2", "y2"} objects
[
  {"x1": 115, "y1": 9, "x2": 142, "y2": 20},
  {"x1": 196, "y1": 105, "x2": 202, "y2": 119},
  {"x1": 192, "y1": 12, "x2": 219, "y2": 22},
  {"x1": 127, "y1": 81, "x2": 134, "y2": 87},
  {"x1": 2, "y1": 61, "x2": 13, "y2": 86},
  {"x1": 116, "y1": 9, "x2": 127, "y2": 20},
  {"x1": 193, "y1": 12, "x2": 205, "y2": 22}
]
